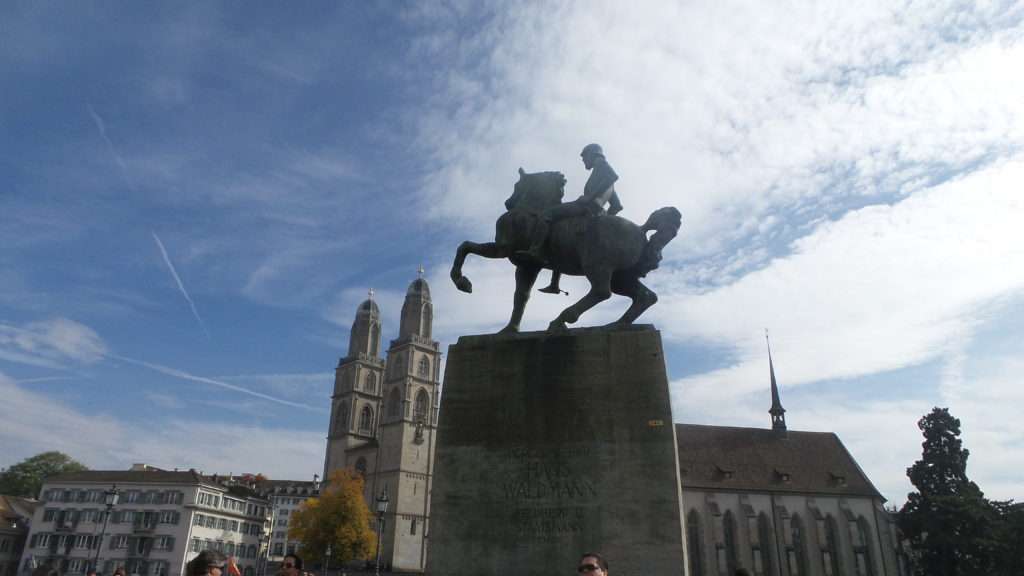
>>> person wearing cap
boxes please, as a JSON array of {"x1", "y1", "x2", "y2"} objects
[
  {"x1": 576, "y1": 552, "x2": 609, "y2": 575},
  {"x1": 186, "y1": 550, "x2": 227, "y2": 576},
  {"x1": 518, "y1": 143, "x2": 624, "y2": 293}
]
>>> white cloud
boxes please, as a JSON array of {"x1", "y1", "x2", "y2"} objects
[
  {"x1": 0, "y1": 318, "x2": 108, "y2": 369},
  {"x1": 0, "y1": 372, "x2": 323, "y2": 481}
]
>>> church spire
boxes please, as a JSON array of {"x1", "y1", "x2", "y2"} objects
[{"x1": 766, "y1": 330, "x2": 787, "y2": 435}]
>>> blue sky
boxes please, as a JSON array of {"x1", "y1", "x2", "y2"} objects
[{"x1": 2, "y1": 1, "x2": 1023, "y2": 505}]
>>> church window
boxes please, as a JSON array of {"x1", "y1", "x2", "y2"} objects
[
  {"x1": 687, "y1": 510, "x2": 704, "y2": 576},
  {"x1": 365, "y1": 372, "x2": 377, "y2": 393},
  {"x1": 754, "y1": 513, "x2": 773, "y2": 576},
  {"x1": 387, "y1": 388, "x2": 402, "y2": 419},
  {"x1": 787, "y1": 514, "x2": 808, "y2": 576},
  {"x1": 418, "y1": 356, "x2": 430, "y2": 378},
  {"x1": 721, "y1": 510, "x2": 738, "y2": 575},
  {"x1": 410, "y1": 518, "x2": 417, "y2": 535},
  {"x1": 334, "y1": 402, "x2": 349, "y2": 435},
  {"x1": 355, "y1": 457, "x2": 367, "y2": 476},
  {"x1": 821, "y1": 515, "x2": 841, "y2": 576},
  {"x1": 359, "y1": 406, "x2": 374, "y2": 435},
  {"x1": 414, "y1": 389, "x2": 429, "y2": 422},
  {"x1": 851, "y1": 517, "x2": 875, "y2": 576}
]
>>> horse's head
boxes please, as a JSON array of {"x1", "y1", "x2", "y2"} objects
[{"x1": 507, "y1": 168, "x2": 566, "y2": 212}]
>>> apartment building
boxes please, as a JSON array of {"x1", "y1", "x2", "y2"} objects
[
  {"x1": 262, "y1": 481, "x2": 318, "y2": 566},
  {"x1": 1, "y1": 495, "x2": 36, "y2": 576},
  {"x1": 21, "y1": 468, "x2": 271, "y2": 576}
]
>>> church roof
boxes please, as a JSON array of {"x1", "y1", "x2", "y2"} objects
[
  {"x1": 675, "y1": 424, "x2": 883, "y2": 500},
  {"x1": 406, "y1": 277, "x2": 431, "y2": 299}
]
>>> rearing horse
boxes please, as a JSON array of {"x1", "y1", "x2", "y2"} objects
[{"x1": 450, "y1": 168, "x2": 681, "y2": 333}]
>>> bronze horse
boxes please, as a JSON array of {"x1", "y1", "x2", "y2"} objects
[{"x1": 450, "y1": 168, "x2": 682, "y2": 333}]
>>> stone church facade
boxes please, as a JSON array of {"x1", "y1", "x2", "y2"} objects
[{"x1": 323, "y1": 275, "x2": 439, "y2": 573}]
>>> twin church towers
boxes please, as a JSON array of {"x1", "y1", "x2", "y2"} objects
[{"x1": 323, "y1": 274, "x2": 440, "y2": 572}]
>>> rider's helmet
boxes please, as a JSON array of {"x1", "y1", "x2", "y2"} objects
[{"x1": 580, "y1": 143, "x2": 604, "y2": 158}]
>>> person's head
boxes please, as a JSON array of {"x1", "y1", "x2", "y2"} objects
[
  {"x1": 113, "y1": 567, "x2": 125, "y2": 576},
  {"x1": 281, "y1": 554, "x2": 303, "y2": 576},
  {"x1": 86, "y1": 569, "x2": 98, "y2": 576},
  {"x1": 580, "y1": 143, "x2": 604, "y2": 169},
  {"x1": 188, "y1": 550, "x2": 227, "y2": 576},
  {"x1": 577, "y1": 552, "x2": 608, "y2": 575}
]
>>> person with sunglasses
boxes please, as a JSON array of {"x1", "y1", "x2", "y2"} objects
[
  {"x1": 186, "y1": 550, "x2": 228, "y2": 576},
  {"x1": 577, "y1": 552, "x2": 609, "y2": 575}
]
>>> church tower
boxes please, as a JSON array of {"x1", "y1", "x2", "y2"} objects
[
  {"x1": 375, "y1": 272, "x2": 440, "y2": 572},
  {"x1": 324, "y1": 291, "x2": 385, "y2": 479},
  {"x1": 766, "y1": 331, "x2": 787, "y2": 436}
]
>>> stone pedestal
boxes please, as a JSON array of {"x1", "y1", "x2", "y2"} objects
[{"x1": 426, "y1": 325, "x2": 685, "y2": 575}]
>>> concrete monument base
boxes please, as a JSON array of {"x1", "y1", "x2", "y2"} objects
[{"x1": 426, "y1": 325, "x2": 685, "y2": 575}]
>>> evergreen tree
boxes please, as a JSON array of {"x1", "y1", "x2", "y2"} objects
[
  {"x1": 899, "y1": 408, "x2": 997, "y2": 576},
  {"x1": 0, "y1": 451, "x2": 88, "y2": 498},
  {"x1": 288, "y1": 469, "x2": 376, "y2": 566}
]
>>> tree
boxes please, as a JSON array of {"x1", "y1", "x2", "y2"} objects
[
  {"x1": 0, "y1": 451, "x2": 88, "y2": 498},
  {"x1": 898, "y1": 408, "x2": 997, "y2": 576},
  {"x1": 288, "y1": 469, "x2": 376, "y2": 566}
]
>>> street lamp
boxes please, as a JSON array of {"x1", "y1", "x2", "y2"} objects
[
  {"x1": 92, "y1": 485, "x2": 120, "y2": 572},
  {"x1": 374, "y1": 487, "x2": 389, "y2": 576},
  {"x1": 323, "y1": 544, "x2": 332, "y2": 576}
]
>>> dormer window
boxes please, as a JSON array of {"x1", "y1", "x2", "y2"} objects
[
  {"x1": 715, "y1": 465, "x2": 735, "y2": 481},
  {"x1": 830, "y1": 472, "x2": 847, "y2": 487},
  {"x1": 775, "y1": 469, "x2": 791, "y2": 483}
]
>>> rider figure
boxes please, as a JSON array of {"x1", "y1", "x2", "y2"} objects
[{"x1": 519, "y1": 143, "x2": 624, "y2": 294}]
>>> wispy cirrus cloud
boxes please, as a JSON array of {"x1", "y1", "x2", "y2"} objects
[{"x1": 0, "y1": 318, "x2": 107, "y2": 369}]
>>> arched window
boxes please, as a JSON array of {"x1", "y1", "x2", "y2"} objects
[
  {"x1": 822, "y1": 515, "x2": 841, "y2": 576},
  {"x1": 722, "y1": 510, "x2": 739, "y2": 575},
  {"x1": 852, "y1": 517, "x2": 875, "y2": 576},
  {"x1": 334, "y1": 402, "x2": 349, "y2": 435},
  {"x1": 387, "y1": 387, "x2": 402, "y2": 419},
  {"x1": 418, "y1": 356, "x2": 430, "y2": 378},
  {"x1": 355, "y1": 457, "x2": 367, "y2": 476},
  {"x1": 365, "y1": 372, "x2": 377, "y2": 393},
  {"x1": 359, "y1": 406, "x2": 374, "y2": 435},
  {"x1": 687, "y1": 510, "x2": 704, "y2": 576},
  {"x1": 414, "y1": 389, "x2": 429, "y2": 422},
  {"x1": 753, "y1": 512, "x2": 773, "y2": 576},
  {"x1": 787, "y1": 514, "x2": 808, "y2": 576}
]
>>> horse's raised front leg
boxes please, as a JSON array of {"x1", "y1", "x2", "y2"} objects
[
  {"x1": 548, "y1": 267, "x2": 613, "y2": 331},
  {"x1": 606, "y1": 273, "x2": 657, "y2": 327},
  {"x1": 450, "y1": 241, "x2": 508, "y2": 293},
  {"x1": 500, "y1": 265, "x2": 541, "y2": 334}
]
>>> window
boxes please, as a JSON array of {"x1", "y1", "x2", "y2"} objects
[
  {"x1": 218, "y1": 518, "x2": 227, "y2": 530},
  {"x1": 43, "y1": 509, "x2": 56, "y2": 522},
  {"x1": 410, "y1": 518, "x2": 417, "y2": 535},
  {"x1": 786, "y1": 514, "x2": 808, "y2": 576},
  {"x1": 124, "y1": 491, "x2": 140, "y2": 503},
  {"x1": 225, "y1": 542, "x2": 235, "y2": 556},
  {"x1": 414, "y1": 389, "x2": 429, "y2": 422},
  {"x1": 159, "y1": 510, "x2": 179, "y2": 524},
  {"x1": 387, "y1": 388, "x2": 401, "y2": 419},
  {"x1": 191, "y1": 538, "x2": 202, "y2": 552},
  {"x1": 111, "y1": 535, "x2": 128, "y2": 549},
  {"x1": 34, "y1": 534, "x2": 50, "y2": 548},
  {"x1": 719, "y1": 510, "x2": 738, "y2": 575},
  {"x1": 155, "y1": 536, "x2": 173, "y2": 551},
  {"x1": 358, "y1": 406, "x2": 374, "y2": 434},
  {"x1": 365, "y1": 372, "x2": 377, "y2": 393},
  {"x1": 152, "y1": 562, "x2": 167, "y2": 576},
  {"x1": 230, "y1": 520, "x2": 239, "y2": 532},
  {"x1": 687, "y1": 511, "x2": 703, "y2": 576},
  {"x1": 194, "y1": 514, "x2": 204, "y2": 526},
  {"x1": 852, "y1": 517, "x2": 875, "y2": 576},
  {"x1": 417, "y1": 356, "x2": 430, "y2": 378},
  {"x1": 273, "y1": 543, "x2": 284, "y2": 555}
]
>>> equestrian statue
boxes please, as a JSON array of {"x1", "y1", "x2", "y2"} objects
[{"x1": 449, "y1": 143, "x2": 682, "y2": 333}]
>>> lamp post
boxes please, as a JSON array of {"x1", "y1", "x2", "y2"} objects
[
  {"x1": 322, "y1": 544, "x2": 331, "y2": 576},
  {"x1": 92, "y1": 485, "x2": 120, "y2": 572},
  {"x1": 374, "y1": 487, "x2": 389, "y2": 576}
]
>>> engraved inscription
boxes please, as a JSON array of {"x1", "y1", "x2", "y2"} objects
[{"x1": 499, "y1": 446, "x2": 599, "y2": 537}]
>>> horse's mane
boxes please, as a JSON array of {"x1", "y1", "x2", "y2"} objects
[{"x1": 504, "y1": 169, "x2": 566, "y2": 214}]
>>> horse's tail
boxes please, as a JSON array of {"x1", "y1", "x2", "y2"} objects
[{"x1": 634, "y1": 207, "x2": 682, "y2": 277}]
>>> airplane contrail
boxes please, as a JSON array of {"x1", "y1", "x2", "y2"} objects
[
  {"x1": 152, "y1": 231, "x2": 210, "y2": 339},
  {"x1": 108, "y1": 354, "x2": 319, "y2": 411}
]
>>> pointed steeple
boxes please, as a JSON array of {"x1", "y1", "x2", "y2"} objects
[
  {"x1": 400, "y1": 269, "x2": 433, "y2": 339},
  {"x1": 347, "y1": 289, "x2": 382, "y2": 358},
  {"x1": 766, "y1": 330, "x2": 787, "y2": 435}
]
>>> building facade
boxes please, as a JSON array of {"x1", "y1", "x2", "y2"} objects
[
  {"x1": 20, "y1": 469, "x2": 271, "y2": 576},
  {"x1": 263, "y1": 481, "x2": 318, "y2": 566},
  {"x1": 0, "y1": 495, "x2": 36, "y2": 576},
  {"x1": 323, "y1": 275, "x2": 440, "y2": 573}
]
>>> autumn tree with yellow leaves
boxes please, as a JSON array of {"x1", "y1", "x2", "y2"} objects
[{"x1": 288, "y1": 469, "x2": 376, "y2": 565}]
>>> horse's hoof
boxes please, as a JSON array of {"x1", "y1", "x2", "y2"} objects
[
  {"x1": 498, "y1": 324, "x2": 519, "y2": 335},
  {"x1": 454, "y1": 277, "x2": 473, "y2": 293},
  {"x1": 547, "y1": 320, "x2": 568, "y2": 332}
]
